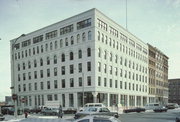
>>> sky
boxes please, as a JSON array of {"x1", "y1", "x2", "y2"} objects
[{"x1": 0, "y1": 0, "x2": 179, "y2": 101}]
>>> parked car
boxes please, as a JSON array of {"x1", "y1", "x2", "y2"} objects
[
  {"x1": 153, "y1": 106, "x2": 167, "y2": 112},
  {"x1": 123, "y1": 107, "x2": 146, "y2": 113},
  {"x1": 41, "y1": 107, "x2": 59, "y2": 115},
  {"x1": 0, "y1": 114, "x2": 5, "y2": 121},
  {"x1": 79, "y1": 103, "x2": 106, "y2": 111},
  {"x1": 145, "y1": 103, "x2": 160, "y2": 110},
  {"x1": 74, "y1": 107, "x2": 119, "y2": 119},
  {"x1": 63, "y1": 108, "x2": 77, "y2": 114},
  {"x1": 176, "y1": 117, "x2": 180, "y2": 122},
  {"x1": 73, "y1": 115, "x2": 121, "y2": 122},
  {"x1": 166, "y1": 103, "x2": 179, "y2": 109}
]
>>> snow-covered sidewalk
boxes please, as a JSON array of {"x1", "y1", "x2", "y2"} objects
[{"x1": 2, "y1": 114, "x2": 74, "y2": 122}]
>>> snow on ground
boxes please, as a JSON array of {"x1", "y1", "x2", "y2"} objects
[{"x1": 2, "y1": 114, "x2": 73, "y2": 122}]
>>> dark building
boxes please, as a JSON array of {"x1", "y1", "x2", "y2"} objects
[{"x1": 168, "y1": 79, "x2": 180, "y2": 105}]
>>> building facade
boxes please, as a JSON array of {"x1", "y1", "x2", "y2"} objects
[
  {"x1": 168, "y1": 79, "x2": 180, "y2": 105},
  {"x1": 148, "y1": 44, "x2": 169, "y2": 104},
  {"x1": 11, "y1": 8, "x2": 151, "y2": 110}
]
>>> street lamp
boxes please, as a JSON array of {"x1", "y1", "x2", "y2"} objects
[{"x1": 11, "y1": 34, "x2": 25, "y2": 117}]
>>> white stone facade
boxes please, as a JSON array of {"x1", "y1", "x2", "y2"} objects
[{"x1": 10, "y1": 8, "x2": 149, "y2": 110}]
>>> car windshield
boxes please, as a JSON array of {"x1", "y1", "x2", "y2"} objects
[{"x1": 88, "y1": 108, "x2": 98, "y2": 112}]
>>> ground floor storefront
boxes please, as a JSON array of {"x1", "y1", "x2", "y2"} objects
[{"x1": 16, "y1": 91, "x2": 148, "y2": 110}]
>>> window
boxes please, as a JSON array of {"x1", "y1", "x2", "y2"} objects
[
  {"x1": 34, "y1": 71, "x2": 37, "y2": 79},
  {"x1": 18, "y1": 85, "x2": 21, "y2": 92},
  {"x1": 70, "y1": 65, "x2": 74, "y2": 74},
  {"x1": 23, "y1": 63, "x2": 25, "y2": 70},
  {"x1": 47, "y1": 81, "x2": 50, "y2": 89},
  {"x1": 23, "y1": 84, "x2": 26, "y2": 91},
  {"x1": 23, "y1": 73, "x2": 26, "y2": 80},
  {"x1": 87, "y1": 62, "x2": 91, "y2": 71},
  {"x1": 82, "y1": 32, "x2": 86, "y2": 41},
  {"x1": 98, "y1": 31, "x2": 100, "y2": 41},
  {"x1": 46, "y1": 30, "x2": 57, "y2": 39},
  {"x1": 98, "y1": 48, "x2": 101, "y2": 57},
  {"x1": 18, "y1": 74, "x2": 21, "y2": 81},
  {"x1": 70, "y1": 78, "x2": 74, "y2": 87},
  {"x1": 34, "y1": 83, "x2": 37, "y2": 90},
  {"x1": 87, "y1": 48, "x2": 91, "y2": 57},
  {"x1": 50, "y1": 42, "x2": 53, "y2": 50},
  {"x1": 110, "y1": 66, "x2": 112, "y2": 75},
  {"x1": 61, "y1": 66, "x2": 65, "y2": 75},
  {"x1": 41, "y1": 45, "x2": 43, "y2": 53},
  {"x1": 54, "y1": 67, "x2": 57, "y2": 76},
  {"x1": 65, "y1": 38, "x2": 68, "y2": 46},
  {"x1": 28, "y1": 72, "x2": 31, "y2": 80},
  {"x1": 62, "y1": 79, "x2": 65, "y2": 88},
  {"x1": 62, "y1": 53, "x2": 65, "y2": 62},
  {"x1": 77, "y1": 34, "x2": 80, "y2": 43},
  {"x1": 110, "y1": 79, "x2": 112, "y2": 87},
  {"x1": 55, "y1": 41, "x2": 57, "y2": 49},
  {"x1": 88, "y1": 31, "x2": 91, "y2": 40},
  {"x1": 78, "y1": 49, "x2": 82, "y2": 59},
  {"x1": 54, "y1": 94, "x2": 58, "y2": 101},
  {"x1": 47, "y1": 57, "x2": 50, "y2": 65},
  {"x1": 34, "y1": 60, "x2": 37, "y2": 67},
  {"x1": 69, "y1": 94, "x2": 74, "y2": 107},
  {"x1": 71, "y1": 36, "x2": 74, "y2": 45},
  {"x1": 98, "y1": 76, "x2": 101, "y2": 86},
  {"x1": 120, "y1": 81, "x2": 123, "y2": 89},
  {"x1": 40, "y1": 58, "x2": 43, "y2": 66},
  {"x1": 101, "y1": 33, "x2": 104, "y2": 42},
  {"x1": 98, "y1": 62, "x2": 101, "y2": 72},
  {"x1": 60, "y1": 39, "x2": 63, "y2": 47},
  {"x1": 47, "y1": 94, "x2": 52, "y2": 101},
  {"x1": 78, "y1": 63, "x2": 82, "y2": 73},
  {"x1": 45, "y1": 43, "x2": 48, "y2": 51},
  {"x1": 104, "y1": 78, "x2": 107, "y2": 87},
  {"x1": 79, "y1": 77, "x2": 82, "y2": 86},
  {"x1": 60, "y1": 24, "x2": 73, "y2": 35},
  {"x1": 28, "y1": 83, "x2": 31, "y2": 91},
  {"x1": 33, "y1": 35, "x2": 43, "y2": 44},
  {"x1": 104, "y1": 64, "x2": 107, "y2": 73},
  {"x1": 115, "y1": 80, "x2": 118, "y2": 88},
  {"x1": 40, "y1": 70, "x2": 43, "y2": 78},
  {"x1": 110, "y1": 53, "x2": 112, "y2": 61},
  {"x1": 40, "y1": 82, "x2": 44, "y2": 90},
  {"x1": 70, "y1": 52, "x2": 74, "y2": 60},
  {"x1": 54, "y1": 80, "x2": 58, "y2": 89},
  {"x1": 104, "y1": 51, "x2": 107, "y2": 59},
  {"x1": 54, "y1": 55, "x2": 57, "y2": 64},
  {"x1": 77, "y1": 18, "x2": 91, "y2": 30},
  {"x1": 87, "y1": 76, "x2": 91, "y2": 86},
  {"x1": 47, "y1": 69, "x2": 50, "y2": 77}
]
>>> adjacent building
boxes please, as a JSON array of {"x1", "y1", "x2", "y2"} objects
[
  {"x1": 148, "y1": 44, "x2": 169, "y2": 104},
  {"x1": 10, "y1": 8, "x2": 168, "y2": 110},
  {"x1": 168, "y1": 79, "x2": 180, "y2": 105}
]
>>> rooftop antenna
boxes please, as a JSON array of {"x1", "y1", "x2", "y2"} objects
[{"x1": 126, "y1": 0, "x2": 128, "y2": 30}]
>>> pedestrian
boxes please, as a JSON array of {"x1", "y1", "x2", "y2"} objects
[
  {"x1": 58, "y1": 105, "x2": 63, "y2": 118},
  {"x1": 24, "y1": 112, "x2": 28, "y2": 118}
]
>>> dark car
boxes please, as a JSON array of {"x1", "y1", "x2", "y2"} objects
[
  {"x1": 63, "y1": 108, "x2": 77, "y2": 114},
  {"x1": 176, "y1": 117, "x2": 180, "y2": 122},
  {"x1": 0, "y1": 114, "x2": 5, "y2": 121},
  {"x1": 123, "y1": 107, "x2": 146, "y2": 113},
  {"x1": 153, "y1": 106, "x2": 167, "y2": 112}
]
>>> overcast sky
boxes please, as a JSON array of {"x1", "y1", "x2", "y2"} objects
[{"x1": 0, "y1": 0, "x2": 179, "y2": 101}]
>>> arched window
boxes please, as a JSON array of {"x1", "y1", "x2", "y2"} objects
[
  {"x1": 54, "y1": 55, "x2": 57, "y2": 64},
  {"x1": 65, "y1": 38, "x2": 68, "y2": 46},
  {"x1": 71, "y1": 36, "x2": 74, "y2": 45},
  {"x1": 88, "y1": 31, "x2": 91, "y2": 40},
  {"x1": 60, "y1": 39, "x2": 63, "y2": 48},
  {"x1": 82, "y1": 32, "x2": 86, "y2": 41},
  {"x1": 77, "y1": 34, "x2": 80, "y2": 43},
  {"x1": 70, "y1": 52, "x2": 74, "y2": 60},
  {"x1": 87, "y1": 48, "x2": 91, "y2": 57},
  {"x1": 50, "y1": 42, "x2": 53, "y2": 50},
  {"x1": 55, "y1": 41, "x2": 57, "y2": 49},
  {"x1": 104, "y1": 50, "x2": 107, "y2": 59},
  {"x1": 41, "y1": 45, "x2": 43, "y2": 53},
  {"x1": 40, "y1": 58, "x2": 43, "y2": 66},
  {"x1": 78, "y1": 49, "x2": 82, "y2": 59},
  {"x1": 61, "y1": 53, "x2": 65, "y2": 62},
  {"x1": 98, "y1": 31, "x2": 100, "y2": 41},
  {"x1": 98, "y1": 48, "x2": 101, "y2": 57},
  {"x1": 102, "y1": 33, "x2": 104, "y2": 42},
  {"x1": 45, "y1": 43, "x2": 48, "y2": 51},
  {"x1": 47, "y1": 57, "x2": 50, "y2": 65}
]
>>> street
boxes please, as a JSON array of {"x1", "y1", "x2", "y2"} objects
[{"x1": 119, "y1": 109, "x2": 180, "y2": 122}]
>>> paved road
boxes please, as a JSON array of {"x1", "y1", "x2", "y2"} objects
[{"x1": 119, "y1": 109, "x2": 180, "y2": 122}]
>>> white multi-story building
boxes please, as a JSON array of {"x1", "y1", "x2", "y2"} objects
[{"x1": 10, "y1": 8, "x2": 149, "y2": 110}]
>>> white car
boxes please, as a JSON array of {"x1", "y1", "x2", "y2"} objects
[
  {"x1": 73, "y1": 115, "x2": 121, "y2": 122},
  {"x1": 74, "y1": 107, "x2": 119, "y2": 119}
]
